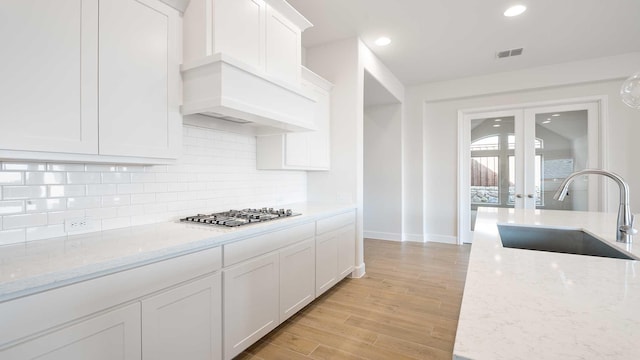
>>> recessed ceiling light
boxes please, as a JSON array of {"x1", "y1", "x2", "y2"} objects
[
  {"x1": 542, "y1": 120, "x2": 551, "y2": 124},
  {"x1": 494, "y1": 118, "x2": 502, "y2": 122},
  {"x1": 493, "y1": 124, "x2": 501, "y2": 127},
  {"x1": 374, "y1": 37, "x2": 391, "y2": 46},
  {"x1": 504, "y1": 5, "x2": 527, "y2": 17},
  {"x1": 551, "y1": 114, "x2": 560, "y2": 117}
]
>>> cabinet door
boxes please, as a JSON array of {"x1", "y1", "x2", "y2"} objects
[
  {"x1": 315, "y1": 231, "x2": 338, "y2": 296},
  {"x1": 0, "y1": 0, "x2": 98, "y2": 154},
  {"x1": 280, "y1": 238, "x2": 315, "y2": 321},
  {"x1": 214, "y1": 0, "x2": 265, "y2": 69},
  {"x1": 223, "y1": 252, "x2": 279, "y2": 360},
  {"x1": 337, "y1": 224, "x2": 356, "y2": 279},
  {"x1": 265, "y1": 6, "x2": 300, "y2": 83},
  {"x1": 98, "y1": 0, "x2": 181, "y2": 159},
  {"x1": 0, "y1": 303, "x2": 141, "y2": 360},
  {"x1": 142, "y1": 273, "x2": 222, "y2": 360},
  {"x1": 306, "y1": 83, "x2": 331, "y2": 169},
  {"x1": 284, "y1": 132, "x2": 310, "y2": 167}
]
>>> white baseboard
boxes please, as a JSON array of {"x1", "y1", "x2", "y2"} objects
[
  {"x1": 403, "y1": 233, "x2": 424, "y2": 242},
  {"x1": 350, "y1": 263, "x2": 366, "y2": 278},
  {"x1": 425, "y1": 234, "x2": 458, "y2": 244},
  {"x1": 365, "y1": 232, "x2": 459, "y2": 245},
  {"x1": 363, "y1": 231, "x2": 402, "y2": 242}
]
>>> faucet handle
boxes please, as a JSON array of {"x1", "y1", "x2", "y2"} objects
[{"x1": 620, "y1": 214, "x2": 638, "y2": 235}]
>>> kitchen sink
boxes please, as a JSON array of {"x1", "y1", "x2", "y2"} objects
[{"x1": 497, "y1": 225, "x2": 637, "y2": 260}]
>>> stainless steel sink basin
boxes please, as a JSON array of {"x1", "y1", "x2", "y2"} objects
[{"x1": 497, "y1": 225, "x2": 636, "y2": 260}]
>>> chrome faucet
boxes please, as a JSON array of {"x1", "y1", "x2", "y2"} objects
[{"x1": 553, "y1": 169, "x2": 637, "y2": 243}]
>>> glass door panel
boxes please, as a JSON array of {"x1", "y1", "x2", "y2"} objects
[
  {"x1": 530, "y1": 109, "x2": 591, "y2": 210},
  {"x1": 469, "y1": 115, "x2": 518, "y2": 230}
]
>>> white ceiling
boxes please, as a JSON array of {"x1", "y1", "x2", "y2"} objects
[{"x1": 288, "y1": 0, "x2": 640, "y2": 86}]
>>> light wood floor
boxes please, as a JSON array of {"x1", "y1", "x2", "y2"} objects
[{"x1": 237, "y1": 239, "x2": 472, "y2": 360}]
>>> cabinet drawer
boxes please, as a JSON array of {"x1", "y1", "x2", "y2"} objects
[
  {"x1": 316, "y1": 211, "x2": 355, "y2": 235},
  {"x1": 223, "y1": 222, "x2": 314, "y2": 266},
  {"x1": 0, "y1": 302, "x2": 141, "y2": 359},
  {"x1": 0, "y1": 246, "x2": 221, "y2": 347}
]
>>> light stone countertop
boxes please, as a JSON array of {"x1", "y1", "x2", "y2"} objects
[
  {"x1": 0, "y1": 202, "x2": 355, "y2": 303},
  {"x1": 453, "y1": 207, "x2": 640, "y2": 360}
]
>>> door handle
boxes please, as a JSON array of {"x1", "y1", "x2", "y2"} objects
[
  {"x1": 527, "y1": 194, "x2": 534, "y2": 198},
  {"x1": 516, "y1": 194, "x2": 523, "y2": 198}
]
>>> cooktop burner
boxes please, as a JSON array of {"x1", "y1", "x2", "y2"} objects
[{"x1": 180, "y1": 208, "x2": 300, "y2": 227}]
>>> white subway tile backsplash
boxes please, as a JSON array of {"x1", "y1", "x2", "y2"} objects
[
  {"x1": 0, "y1": 229, "x2": 26, "y2": 246},
  {"x1": 0, "y1": 125, "x2": 306, "y2": 242},
  {"x1": 47, "y1": 210, "x2": 86, "y2": 225},
  {"x1": 85, "y1": 164, "x2": 117, "y2": 172},
  {"x1": 167, "y1": 183, "x2": 188, "y2": 192},
  {"x1": 155, "y1": 172, "x2": 178, "y2": 183},
  {"x1": 117, "y1": 165, "x2": 145, "y2": 173},
  {"x1": 48, "y1": 185, "x2": 86, "y2": 198},
  {"x1": 25, "y1": 172, "x2": 65, "y2": 185},
  {"x1": 117, "y1": 183, "x2": 144, "y2": 194},
  {"x1": 3, "y1": 213, "x2": 47, "y2": 229},
  {"x1": 102, "y1": 172, "x2": 131, "y2": 184},
  {"x1": 26, "y1": 199, "x2": 66, "y2": 213},
  {"x1": 47, "y1": 163, "x2": 85, "y2": 172},
  {"x1": 67, "y1": 172, "x2": 101, "y2": 184},
  {"x1": 0, "y1": 172, "x2": 24, "y2": 185},
  {"x1": 143, "y1": 183, "x2": 167, "y2": 193},
  {"x1": 0, "y1": 201, "x2": 24, "y2": 215},
  {"x1": 87, "y1": 184, "x2": 118, "y2": 196},
  {"x1": 85, "y1": 207, "x2": 118, "y2": 219},
  {"x1": 131, "y1": 173, "x2": 156, "y2": 183},
  {"x1": 67, "y1": 196, "x2": 102, "y2": 209},
  {"x1": 3, "y1": 186, "x2": 47, "y2": 200},
  {"x1": 26, "y1": 224, "x2": 66, "y2": 241},
  {"x1": 131, "y1": 194, "x2": 155, "y2": 205},
  {"x1": 156, "y1": 192, "x2": 177, "y2": 202},
  {"x1": 102, "y1": 217, "x2": 131, "y2": 230},
  {"x1": 2, "y1": 162, "x2": 45, "y2": 171},
  {"x1": 102, "y1": 195, "x2": 131, "y2": 207}
]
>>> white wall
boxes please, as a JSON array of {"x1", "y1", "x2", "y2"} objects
[
  {"x1": 364, "y1": 104, "x2": 402, "y2": 241},
  {"x1": 305, "y1": 38, "x2": 405, "y2": 276},
  {"x1": 404, "y1": 51, "x2": 640, "y2": 243},
  {"x1": 0, "y1": 123, "x2": 307, "y2": 246}
]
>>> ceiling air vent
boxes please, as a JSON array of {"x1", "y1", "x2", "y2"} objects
[{"x1": 496, "y1": 47, "x2": 524, "y2": 59}]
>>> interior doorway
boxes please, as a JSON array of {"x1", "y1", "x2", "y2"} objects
[
  {"x1": 363, "y1": 70, "x2": 402, "y2": 241},
  {"x1": 458, "y1": 98, "x2": 606, "y2": 243}
]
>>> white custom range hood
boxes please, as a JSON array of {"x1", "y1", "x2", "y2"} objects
[{"x1": 181, "y1": 53, "x2": 317, "y2": 135}]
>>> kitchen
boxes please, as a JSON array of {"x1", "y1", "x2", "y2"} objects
[{"x1": 1, "y1": 0, "x2": 639, "y2": 359}]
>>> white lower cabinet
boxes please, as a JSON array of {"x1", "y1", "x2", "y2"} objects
[
  {"x1": 0, "y1": 303, "x2": 141, "y2": 360},
  {"x1": 337, "y1": 225, "x2": 357, "y2": 278},
  {"x1": 142, "y1": 273, "x2": 222, "y2": 360},
  {"x1": 223, "y1": 252, "x2": 280, "y2": 360},
  {"x1": 280, "y1": 238, "x2": 315, "y2": 321},
  {"x1": 315, "y1": 230, "x2": 340, "y2": 296},
  {"x1": 315, "y1": 211, "x2": 357, "y2": 296}
]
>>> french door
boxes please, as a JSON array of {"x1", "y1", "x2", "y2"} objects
[{"x1": 458, "y1": 99, "x2": 603, "y2": 243}]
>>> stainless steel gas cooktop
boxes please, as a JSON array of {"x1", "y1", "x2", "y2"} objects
[{"x1": 180, "y1": 208, "x2": 300, "y2": 227}]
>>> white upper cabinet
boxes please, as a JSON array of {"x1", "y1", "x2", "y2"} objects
[
  {"x1": 181, "y1": 0, "x2": 315, "y2": 133},
  {"x1": 214, "y1": 0, "x2": 265, "y2": 70},
  {"x1": 265, "y1": 5, "x2": 301, "y2": 83},
  {"x1": 183, "y1": 0, "x2": 309, "y2": 76},
  {"x1": 0, "y1": 0, "x2": 181, "y2": 163},
  {"x1": 256, "y1": 66, "x2": 332, "y2": 170},
  {"x1": 98, "y1": 0, "x2": 181, "y2": 159},
  {"x1": 0, "y1": 0, "x2": 99, "y2": 154}
]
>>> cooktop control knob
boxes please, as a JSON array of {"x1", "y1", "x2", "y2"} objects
[{"x1": 286, "y1": 209, "x2": 292, "y2": 216}]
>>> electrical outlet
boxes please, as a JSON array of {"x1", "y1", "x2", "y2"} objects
[{"x1": 64, "y1": 217, "x2": 93, "y2": 233}]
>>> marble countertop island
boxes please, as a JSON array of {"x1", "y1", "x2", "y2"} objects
[
  {"x1": 454, "y1": 207, "x2": 640, "y2": 360},
  {"x1": 0, "y1": 202, "x2": 355, "y2": 303}
]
